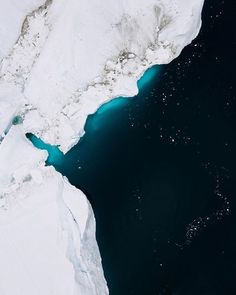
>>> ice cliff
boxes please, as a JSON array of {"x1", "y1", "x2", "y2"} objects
[{"x1": 0, "y1": 0, "x2": 204, "y2": 294}]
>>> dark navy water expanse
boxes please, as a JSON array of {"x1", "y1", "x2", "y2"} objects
[{"x1": 27, "y1": 0, "x2": 236, "y2": 294}]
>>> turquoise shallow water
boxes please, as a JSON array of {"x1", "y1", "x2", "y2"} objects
[
  {"x1": 26, "y1": 133, "x2": 64, "y2": 166},
  {"x1": 26, "y1": 65, "x2": 161, "y2": 164}
]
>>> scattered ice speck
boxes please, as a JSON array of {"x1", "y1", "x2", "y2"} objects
[{"x1": 181, "y1": 167, "x2": 230, "y2": 247}]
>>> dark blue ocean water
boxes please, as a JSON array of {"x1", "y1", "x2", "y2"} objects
[{"x1": 27, "y1": 0, "x2": 236, "y2": 294}]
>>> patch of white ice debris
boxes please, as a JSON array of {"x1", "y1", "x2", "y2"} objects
[{"x1": 0, "y1": 0, "x2": 204, "y2": 294}]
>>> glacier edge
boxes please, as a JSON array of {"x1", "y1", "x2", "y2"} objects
[{"x1": 0, "y1": 0, "x2": 204, "y2": 294}]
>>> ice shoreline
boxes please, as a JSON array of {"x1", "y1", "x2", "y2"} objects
[{"x1": 0, "y1": 1, "x2": 204, "y2": 294}]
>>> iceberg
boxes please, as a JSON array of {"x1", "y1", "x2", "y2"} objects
[{"x1": 0, "y1": 0, "x2": 204, "y2": 294}]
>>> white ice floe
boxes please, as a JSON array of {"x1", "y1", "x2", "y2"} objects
[{"x1": 0, "y1": 0, "x2": 204, "y2": 294}]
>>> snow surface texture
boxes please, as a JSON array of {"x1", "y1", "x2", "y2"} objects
[
  {"x1": 0, "y1": 0, "x2": 204, "y2": 294},
  {"x1": 0, "y1": 126, "x2": 108, "y2": 295}
]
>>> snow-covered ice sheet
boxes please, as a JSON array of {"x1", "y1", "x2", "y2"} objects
[
  {"x1": 0, "y1": 0, "x2": 204, "y2": 151},
  {"x1": 0, "y1": 0, "x2": 46, "y2": 59},
  {"x1": 0, "y1": 126, "x2": 108, "y2": 295}
]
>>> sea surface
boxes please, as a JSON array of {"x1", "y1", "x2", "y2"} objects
[{"x1": 28, "y1": 0, "x2": 236, "y2": 294}]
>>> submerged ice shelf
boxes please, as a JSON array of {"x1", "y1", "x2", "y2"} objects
[
  {"x1": 27, "y1": 65, "x2": 160, "y2": 164},
  {"x1": 137, "y1": 65, "x2": 160, "y2": 89},
  {"x1": 26, "y1": 133, "x2": 64, "y2": 166}
]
